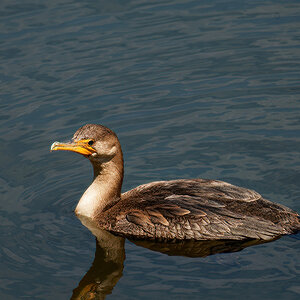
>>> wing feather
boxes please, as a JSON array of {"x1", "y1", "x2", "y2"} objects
[{"x1": 105, "y1": 179, "x2": 300, "y2": 240}]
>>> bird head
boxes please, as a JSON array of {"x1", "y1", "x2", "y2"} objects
[{"x1": 51, "y1": 124, "x2": 120, "y2": 163}]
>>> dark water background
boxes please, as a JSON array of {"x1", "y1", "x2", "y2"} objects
[{"x1": 1, "y1": 0, "x2": 300, "y2": 299}]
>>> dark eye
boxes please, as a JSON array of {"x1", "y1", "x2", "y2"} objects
[{"x1": 88, "y1": 140, "x2": 94, "y2": 146}]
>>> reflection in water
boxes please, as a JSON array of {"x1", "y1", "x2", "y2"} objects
[
  {"x1": 132, "y1": 237, "x2": 277, "y2": 258},
  {"x1": 71, "y1": 217, "x2": 125, "y2": 300},
  {"x1": 73, "y1": 216, "x2": 278, "y2": 299}
]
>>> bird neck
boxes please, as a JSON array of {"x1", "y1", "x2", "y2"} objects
[{"x1": 75, "y1": 153, "x2": 124, "y2": 219}]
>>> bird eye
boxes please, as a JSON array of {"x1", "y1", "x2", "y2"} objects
[{"x1": 88, "y1": 140, "x2": 94, "y2": 146}]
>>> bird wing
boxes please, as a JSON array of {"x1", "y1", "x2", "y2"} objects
[{"x1": 107, "y1": 179, "x2": 292, "y2": 240}]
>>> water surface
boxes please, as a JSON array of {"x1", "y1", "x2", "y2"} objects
[{"x1": 0, "y1": 0, "x2": 300, "y2": 299}]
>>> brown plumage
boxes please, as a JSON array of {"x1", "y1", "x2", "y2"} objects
[{"x1": 51, "y1": 124, "x2": 300, "y2": 241}]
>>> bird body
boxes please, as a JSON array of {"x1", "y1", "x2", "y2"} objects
[
  {"x1": 98, "y1": 179, "x2": 299, "y2": 240},
  {"x1": 51, "y1": 124, "x2": 300, "y2": 241}
]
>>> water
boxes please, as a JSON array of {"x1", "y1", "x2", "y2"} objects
[{"x1": 0, "y1": 0, "x2": 300, "y2": 299}]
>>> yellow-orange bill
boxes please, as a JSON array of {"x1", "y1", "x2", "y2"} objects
[{"x1": 50, "y1": 140, "x2": 96, "y2": 156}]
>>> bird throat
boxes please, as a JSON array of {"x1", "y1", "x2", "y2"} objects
[{"x1": 75, "y1": 156, "x2": 123, "y2": 219}]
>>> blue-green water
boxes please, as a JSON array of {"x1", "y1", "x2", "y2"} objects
[{"x1": 1, "y1": 0, "x2": 300, "y2": 299}]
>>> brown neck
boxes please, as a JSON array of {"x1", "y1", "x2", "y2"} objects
[{"x1": 75, "y1": 150, "x2": 124, "y2": 219}]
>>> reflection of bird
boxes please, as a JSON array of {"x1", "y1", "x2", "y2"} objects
[
  {"x1": 51, "y1": 124, "x2": 300, "y2": 241},
  {"x1": 71, "y1": 218, "x2": 125, "y2": 300},
  {"x1": 132, "y1": 236, "x2": 277, "y2": 258},
  {"x1": 71, "y1": 217, "x2": 273, "y2": 300}
]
